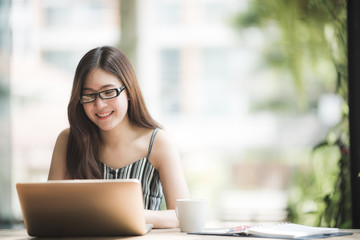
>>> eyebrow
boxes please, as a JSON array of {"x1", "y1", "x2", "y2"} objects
[{"x1": 82, "y1": 84, "x2": 118, "y2": 92}]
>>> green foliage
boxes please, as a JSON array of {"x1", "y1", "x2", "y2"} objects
[
  {"x1": 287, "y1": 113, "x2": 351, "y2": 228},
  {"x1": 232, "y1": 0, "x2": 350, "y2": 228},
  {"x1": 233, "y1": 0, "x2": 347, "y2": 109},
  {"x1": 314, "y1": 106, "x2": 351, "y2": 228}
]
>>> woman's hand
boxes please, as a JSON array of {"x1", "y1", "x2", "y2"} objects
[{"x1": 144, "y1": 209, "x2": 179, "y2": 229}]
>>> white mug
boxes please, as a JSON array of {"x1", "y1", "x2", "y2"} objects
[{"x1": 175, "y1": 199, "x2": 208, "y2": 232}]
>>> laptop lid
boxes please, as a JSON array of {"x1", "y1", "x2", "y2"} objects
[{"x1": 16, "y1": 179, "x2": 151, "y2": 237}]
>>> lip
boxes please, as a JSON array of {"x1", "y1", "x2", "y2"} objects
[{"x1": 96, "y1": 111, "x2": 114, "y2": 120}]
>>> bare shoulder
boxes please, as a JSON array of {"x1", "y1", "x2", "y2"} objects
[
  {"x1": 154, "y1": 128, "x2": 173, "y2": 144},
  {"x1": 149, "y1": 128, "x2": 190, "y2": 207},
  {"x1": 48, "y1": 128, "x2": 70, "y2": 180},
  {"x1": 153, "y1": 129, "x2": 177, "y2": 151},
  {"x1": 150, "y1": 129, "x2": 180, "y2": 169},
  {"x1": 58, "y1": 128, "x2": 70, "y2": 142},
  {"x1": 53, "y1": 128, "x2": 70, "y2": 152}
]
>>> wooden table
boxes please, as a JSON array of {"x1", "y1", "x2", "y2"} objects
[{"x1": 1, "y1": 228, "x2": 359, "y2": 240}]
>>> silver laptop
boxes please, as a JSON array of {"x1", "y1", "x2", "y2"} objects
[{"x1": 16, "y1": 179, "x2": 152, "y2": 237}]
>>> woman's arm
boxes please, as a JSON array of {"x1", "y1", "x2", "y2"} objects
[
  {"x1": 48, "y1": 128, "x2": 70, "y2": 180},
  {"x1": 147, "y1": 129, "x2": 190, "y2": 228},
  {"x1": 144, "y1": 210, "x2": 179, "y2": 228}
]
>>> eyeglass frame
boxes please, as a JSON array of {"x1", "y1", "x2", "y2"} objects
[{"x1": 79, "y1": 86, "x2": 126, "y2": 104}]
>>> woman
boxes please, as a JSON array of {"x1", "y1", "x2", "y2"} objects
[{"x1": 48, "y1": 46, "x2": 189, "y2": 228}]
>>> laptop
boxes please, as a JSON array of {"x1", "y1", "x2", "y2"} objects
[{"x1": 16, "y1": 179, "x2": 153, "y2": 237}]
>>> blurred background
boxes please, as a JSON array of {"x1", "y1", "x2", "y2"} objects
[{"x1": 0, "y1": 0, "x2": 350, "y2": 229}]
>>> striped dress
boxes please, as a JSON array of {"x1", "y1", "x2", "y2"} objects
[{"x1": 102, "y1": 128, "x2": 163, "y2": 210}]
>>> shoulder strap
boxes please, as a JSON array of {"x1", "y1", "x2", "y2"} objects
[{"x1": 147, "y1": 128, "x2": 159, "y2": 159}]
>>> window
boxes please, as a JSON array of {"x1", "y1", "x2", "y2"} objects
[
  {"x1": 157, "y1": 0, "x2": 181, "y2": 26},
  {"x1": 202, "y1": 48, "x2": 230, "y2": 115},
  {"x1": 160, "y1": 49, "x2": 180, "y2": 114}
]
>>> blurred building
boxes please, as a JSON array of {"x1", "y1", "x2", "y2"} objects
[
  {"x1": 9, "y1": 0, "x2": 121, "y2": 220},
  {"x1": 3, "y1": 0, "x2": 335, "y2": 226},
  {"x1": 134, "y1": 0, "x2": 288, "y2": 225},
  {"x1": 135, "y1": 0, "x2": 273, "y2": 152},
  {"x1": 0, "y1": 0, "x2": 12, "y2": 227}
]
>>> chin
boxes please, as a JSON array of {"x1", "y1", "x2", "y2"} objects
[
  {"x1": 95, "y1": 123, "x2": 116, "y2": 132},
  {"x1": 99, "y1": 126, "x2": 116, "y2": 132}
]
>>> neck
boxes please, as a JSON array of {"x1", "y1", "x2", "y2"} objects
[{"x1": 100, "y1": 116, "x2": 136, "y2": 148}]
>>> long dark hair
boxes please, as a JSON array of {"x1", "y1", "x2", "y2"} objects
[{"x1": 67, "y1": 46, "x2": 161, "y2": 179}]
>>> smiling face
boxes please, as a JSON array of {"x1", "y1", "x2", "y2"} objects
[{"x1": 81, "y1": 68, "x2": 129, "y2": 132}]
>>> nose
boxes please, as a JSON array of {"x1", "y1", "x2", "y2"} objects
[{"x1": 93, "y1": 96, "x2": 107, "y2": 108}]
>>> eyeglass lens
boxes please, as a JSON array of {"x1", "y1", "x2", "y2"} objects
[{"x1": 80, "y1": 86, "x2": 125, "y2": 104}]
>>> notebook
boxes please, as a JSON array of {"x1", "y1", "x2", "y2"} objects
[
  {"x1": 246, "y1": 223, "x2": 341, "y2": 239},
  {"x1": 190, "y1": 223, "x2": 352, "y2": 239},
  {"x1": 16, "y1": 179, "x2": 152, "y2": 237}
]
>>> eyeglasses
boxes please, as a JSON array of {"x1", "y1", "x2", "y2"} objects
[{"x1": 80, "y1": 86, "x2": 126, "y2": 104}]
